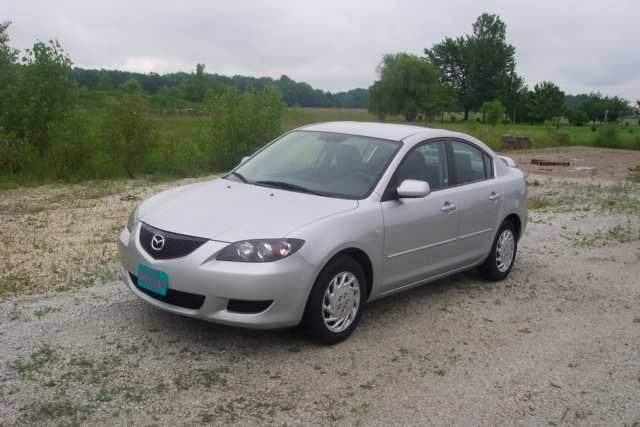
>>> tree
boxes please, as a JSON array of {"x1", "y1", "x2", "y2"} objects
[
  {"x1": 182, "y1": 63, "x2": 208, "y2": 102},
  {"x1": 1, "y1": 39, "x2": 75, "y2": 153},
  {"x1": 567, "y1": 110, "x2": 589, "y2": 126},
  {"x1": 481, "y1": 100, "x2": 505, "y2": 126},
  {"x1": 604, "y1": 96, "x2": 632, "y2": 122},
  {"x1": 424, "y1": 36, "x2": 471, "y2": 118},
  {"x1": 208, "y1": 86, "x2": 285, "y2": 169},
  {"x1": 102, "y1": 95, "x2": 155, "y2": 177},
  {"x1": 368, "y1": 53, "x2": 449, "y2": 121},
  {"x1": 96, "y1": 69, "x2": 112, "y2": 91},
  {"x1": 425, "y1": 13, "x2": 516, "y2": 120},
  {"x1": 0, "y1": 22, "x2": 19, "y2": 133},
  {"x1": 502, "y1": 70, "x2": 528, "y2": 123},
  {"x1": 529, "y1": 81, "x2": 566, "y2": 126},
  {"x1": 120, "y1": 78, "x2": 143, "y2": 95},
  {"x1": 466, "y1": 14, "x2": 516, "y2": 114}
]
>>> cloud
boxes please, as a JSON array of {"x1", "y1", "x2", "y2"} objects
[{"x1": 4, "y1": 0, "x2": 639, "y2": 100}]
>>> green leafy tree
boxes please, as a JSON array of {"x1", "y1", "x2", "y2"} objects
[
  {"x1": 424, "y1": 36, "x2": 471, "y2": 118},
  {"x1": 604, "y1": 96, "x2": 632, "y2": 122},
  {"x1": 102, "y1": 95, "x2": 155, "y2": 177},
  {"x1": 182, "y1": 63, "x2": 208, "y2": 102},
  {"x1": 96, "y1": 69, "x2": 112, "y2": 91},
  {"x1": 368, "y1": 53, "x2": 449, "y2": 121},
  {"x1": 567, "y1": 109, "x2": 589, "y2": 126},
  {"x1": 208, "y1": 86, "x2": 285, "y2": 169},
  {"x1": 120, "y1": 78, "x2": 143, "y2": 95},
  {"x1": 425, "y1": 13, "x2": 516, "y2": 120},
  {"x1": 0, "y1": 22, "x2": 18, "y2": 92},
  {"x1": 481, "y1": 100, "x2": 505, "y2": 126},
  {"x1": 2, "y1": 39, "x2": 75, "y2": 153},
  {"x1": 529, "y1": 81, "x2": 566, "y2": 126}
]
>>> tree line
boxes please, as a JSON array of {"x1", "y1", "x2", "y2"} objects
[
  {"x1": 368, "y1": 13, "x2": 634, "y2": 125},
  {"x1": 73, "y1": 66, "x2": 369, "y2": 109}
]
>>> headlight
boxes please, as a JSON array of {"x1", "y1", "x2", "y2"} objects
[
  {"x1": 126, "y1": 206, "x2": 139, "y2": 232},
  {"x1": 217, "y1": 239, "x2": 304, "y2": 262}
]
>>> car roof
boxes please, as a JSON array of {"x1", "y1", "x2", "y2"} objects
[
  {"x1": 298, "y1": 121, "x2": 441, "y2": 142},
  {"x1": 296, "y1": 121, "x2": 495, "y2": 156}
]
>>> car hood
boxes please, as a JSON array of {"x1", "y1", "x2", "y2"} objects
[{"x1": 138, "y1": 178, "x2": 358, "y2": 242}]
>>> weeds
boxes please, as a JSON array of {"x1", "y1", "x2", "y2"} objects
[{"x1": 528, "y1": 197, "x2": 551, "y2": 210}]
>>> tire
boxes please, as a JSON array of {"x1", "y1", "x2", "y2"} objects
[
  {"x1": 480, "y1": 220, "x2": 518, "y2": 282},
  {"x1": 304, "y1": 255, "x2": 366, "y2": 344}
]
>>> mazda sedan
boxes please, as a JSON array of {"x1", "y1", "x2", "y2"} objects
[{"x1": 118, "y1": 122, "x2": 527, "y2": 343}]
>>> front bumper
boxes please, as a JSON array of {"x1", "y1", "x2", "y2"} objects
[{"x1": 118, "y1": 223, "x2": 316, "y2": 329}]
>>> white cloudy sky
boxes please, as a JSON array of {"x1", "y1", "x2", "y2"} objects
[{"x1": 4, "y1": 0, "x2": 639, "y2": 100}]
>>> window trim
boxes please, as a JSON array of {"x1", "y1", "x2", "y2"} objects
[
  {"x1": 447, "y1": 138, "x2": 495, "y2": 187},
  {"x1": 382, "y1": 137, "x2": 496, "y2": 201},
  {"x1": 381, "y1": 138, "x2": 451, "y2": 201}
]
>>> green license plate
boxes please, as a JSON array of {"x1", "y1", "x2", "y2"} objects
[{"x1": 137, "y1": 264, "x2": 169, "y2": 296}]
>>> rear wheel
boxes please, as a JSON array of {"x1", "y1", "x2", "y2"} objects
[
  {"x1": 480, "y1": 220, "x2": 518, "y2": 281},
  {"x1": 305, "y1": 255, "x2": 365, "y2": 344}
]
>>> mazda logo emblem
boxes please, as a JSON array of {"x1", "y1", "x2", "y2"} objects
[{"x1": 150, "y1": 234, "x2": 165, "y2": 251}]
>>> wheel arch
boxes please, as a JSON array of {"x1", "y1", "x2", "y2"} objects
[{"x1": 503, "y1": 212, "x2": 522, "y2": 240}]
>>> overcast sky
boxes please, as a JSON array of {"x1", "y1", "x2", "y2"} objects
[{"x1": 4, "y1": 0, "x2": 639, "y2": 101}]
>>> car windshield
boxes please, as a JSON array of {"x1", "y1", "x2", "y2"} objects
[{"x1": 227, "y1": 130, "x2": 401, "y2": 199}]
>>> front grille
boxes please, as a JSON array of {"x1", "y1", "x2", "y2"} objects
[
  {"x1": 129, "y1": 272, "x2": 205, "y2": 310},
  {"x1": 227, "y1": 299, "x2": 273, "y2": 314},
  {"x1": 139, "y1": 223, "x2": 207, "y2": 260}
]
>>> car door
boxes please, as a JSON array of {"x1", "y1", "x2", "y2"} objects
[
  {"x1": 380, "y1": 140, "x2": 459, "y2": 292},
  {"x1": 447, "y1": 139, "x2": 503, "y2": 263}
]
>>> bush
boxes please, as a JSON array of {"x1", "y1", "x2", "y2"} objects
[
  {"x1": 546, "y1": 128, "x2": 570, "y2": 146},
  {"x1": 568, "y1": 110, "x2": 589, "y2": 126},
  {"x1": 49, "y1": 109, "x2": 97, "y2": 180},
  {"x1": 594, "y1": 124, "x2": 622, "y2": 148},
  {"x1": 207, "y1": 86, "x2": 285, "y2": 170},
  {"x1": 102, "y1": 95, "x2": 155, "y2": 177},
  {"x1": 0, "y1": 135, "x2": 37, "y2": 175},
  {"x1": 481, "y1": 100, "x2": 506, "y2": 127}
]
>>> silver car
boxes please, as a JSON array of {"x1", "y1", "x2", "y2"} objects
[{"x1": 118, "y1": 122, "x2": 527, "y2": 343}]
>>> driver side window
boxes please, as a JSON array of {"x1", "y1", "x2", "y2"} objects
[{"x1": 395, "y1": 141, "x2": 448, "y2": 191}]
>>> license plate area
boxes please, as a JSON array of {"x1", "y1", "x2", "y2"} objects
[{"x1": 137, "y1": 264, "x2": 169, "y2": 296}]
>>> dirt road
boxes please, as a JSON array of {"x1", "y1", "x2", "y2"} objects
[{"x1": 1, "y1": 148, "x2": 639, "y2": 426}]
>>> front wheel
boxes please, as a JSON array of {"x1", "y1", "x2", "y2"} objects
[
  {"x1": 480, "y1": 220, "x2": 518, "y2": 281},
  {"x1": 304, "y1": 255, "x2": 365, "y2": 344}
]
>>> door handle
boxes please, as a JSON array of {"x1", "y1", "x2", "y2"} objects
[
  {"x1": 489, "y1": 192, "x2": 502, "y2": 201},
  {"x1": 441, "y1": 202, "x2": 457, "y2": 213}
]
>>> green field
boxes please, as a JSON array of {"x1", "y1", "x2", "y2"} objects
[
  {"x1": 161, "y1": 107, "x2": 640, "y2": 152},
  {"x1": 104, "y1": 107, "x2": 640, "y2": 152}
]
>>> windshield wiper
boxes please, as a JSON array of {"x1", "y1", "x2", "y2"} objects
[
  {"x1": 254, "y1": 180, "x2": 319, "y2": 195},
  {"x1": 228, "y1": 171, "x2": 248, "y2": 183}
]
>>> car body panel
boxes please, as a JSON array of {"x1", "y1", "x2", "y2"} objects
[{"x1": 137, "y1": 178, "x2": 358, "y2": 242}]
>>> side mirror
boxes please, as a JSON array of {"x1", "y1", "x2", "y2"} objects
[
  {"x1": 396, "y1": 179, "x2": 430, "y2": 198},
  {"x1": 239, "y1": 156, "x2": 250, "y2": 166}
]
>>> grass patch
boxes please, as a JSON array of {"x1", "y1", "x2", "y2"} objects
[
  {"x1": 528, "y1": 197, "x2": 552, "y2": 210},
  {"x1": 10, "y1": 344, "x2": 57, "y2": 379},
  {"x1": 0, "y1": 273, "x2": 32, "y2": 298}
]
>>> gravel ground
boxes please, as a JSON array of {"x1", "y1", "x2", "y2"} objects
[{"x1": 1, "y1": 148, "x2": 639, "y2": 426}]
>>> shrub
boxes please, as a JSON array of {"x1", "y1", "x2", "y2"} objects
[
  {"x1": 102, "y1": 95, "x2": 155, "y2": 177},
  {"x1": 594, "y1": 124, "x2": 622, "y2": 148},
  {"x1": 49, "y1": 108, "x2": 96, "y2": 180},
  {"x1": 481, "y1": 100, "x2": 505, "y2": 127},
  {"x1": 546, "y1": 128, "x2": 570, "y2": 146},
  {"x1": 0, "y1": 135, "x2": 37, "y2": 175},
  {"x1": 568, "y1": 110, "x2": 589, "y2": 126},
  {"x1": 207, "y1": 86, "x2": 285, "y2": 170}
]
